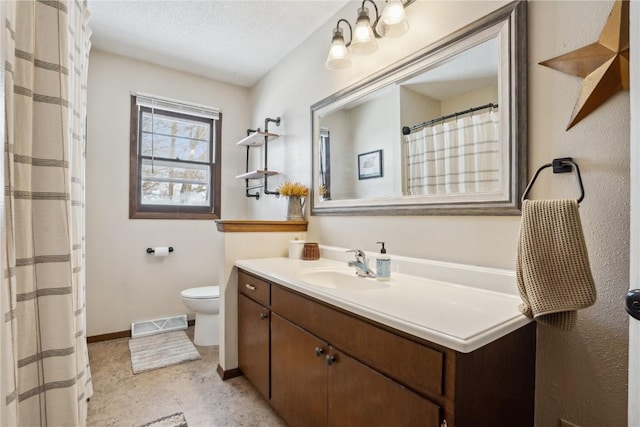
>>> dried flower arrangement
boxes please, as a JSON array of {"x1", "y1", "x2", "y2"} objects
[{"x1": 277, "y1": 181, "x2": 309, "y2": 197}]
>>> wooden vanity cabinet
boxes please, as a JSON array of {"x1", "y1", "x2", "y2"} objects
[
  {"x1": 237, "y1": 271, "x2": 271, "y2": 400},
  {"x1": 237, "y1": 268, "x2": 535, "y2": 427},
  {"x1": 271, "y1": 313, "x2": 328, "y2": 427},
  {"x1": 327, "y1": 345, "x2": 441, "y2": 426},
  {"x1": 271, "y1": 313, "x2": 439, "y2": 427}
]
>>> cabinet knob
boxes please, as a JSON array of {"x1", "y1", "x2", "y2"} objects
[
  {"x1": 325, "y1": 355, "x2": 336, "y2": 366},
  {"x1": 245, "y1": 283, "x2": 256, "y2": 291},
  {"x1": 259, "y1": 312, "x2": 269, "y2": 320},
  {"x1": 314, "y1": 347, "x2": 324, "y2": 357}
]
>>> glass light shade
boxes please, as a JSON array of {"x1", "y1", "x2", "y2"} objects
[
  {"x1": 375, "y1": 0, "x2": 409, "y2": 38},
  {"x1": 325, "y1": 28, "x2": 352, "y2": 70},
  {"x1": 350, "y1": 7, "x2": 378, "y2": 55}
]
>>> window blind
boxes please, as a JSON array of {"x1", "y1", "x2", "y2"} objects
[{"x1": 134, "y1": 92, "x2": 221, "y2": 120}]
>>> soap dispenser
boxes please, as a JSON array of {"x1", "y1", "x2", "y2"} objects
[{"x1": 376, "y1": 242, "x2": 391, "y2": 281}]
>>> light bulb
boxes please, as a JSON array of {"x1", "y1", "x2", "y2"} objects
[
  {"x1": 376, "y1": 0, "x2": 409, "y2": 38},
  {"x1": 382, "y1": 0, "x2": 405, "y2": 24},
  {"x1": 325, "y1": 28, "x2": 352, "y2": 70},
  {"x1": 350, "y1": 7, "x2": 377, "y2": 55}
]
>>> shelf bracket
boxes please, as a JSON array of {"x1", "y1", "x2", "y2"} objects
[
  {"x1": 243, "y1": 128, "x2": 261, "y2": 199},
  {"x1": 262, "y1": 117, "x2": 281, "y2": 197}
]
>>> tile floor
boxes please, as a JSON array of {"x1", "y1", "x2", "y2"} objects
[{"x1": 87, "y1": 327, "x2": 286, "y2": 427}]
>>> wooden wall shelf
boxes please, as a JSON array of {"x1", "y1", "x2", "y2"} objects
[
  {"x1": 236, "y1": 170, "x2": 279, "y2": 180},
  {"x1": 236, "y1": 131, "x2": 279, "y2": 147},
  {"x1": 216, "y1": 220, "x2": 308, "y2": 233}
]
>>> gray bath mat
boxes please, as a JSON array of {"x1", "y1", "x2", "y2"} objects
[
  {"x1": 138, "y1": 412, "x2": 188, "y2": 427},
  {"x1": 129, "y1": 330, "x2": 200, "y2": 374}
]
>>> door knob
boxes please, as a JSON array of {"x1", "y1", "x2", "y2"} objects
[
  {"x1": 259, "y1": 312, "x2": 269, "y2": 320},
  {"x1": 326, "y1": 355, "x2": 336, "y2": 366},
  {"x1": 314, "y1": 347, "x2": 324, "y2": 357},
  {"x1": 625, "y1": 289, "x2": 640, "y2": 320}
]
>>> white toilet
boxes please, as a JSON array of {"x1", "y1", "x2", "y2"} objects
[{"x1": 180, "y1": 286, "x2": 220, "y2": 346}]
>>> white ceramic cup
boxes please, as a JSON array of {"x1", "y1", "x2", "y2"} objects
[{"x1": 289, "y1": 240, "x2": 306, "y2": 259}]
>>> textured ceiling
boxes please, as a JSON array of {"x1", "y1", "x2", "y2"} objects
[{"x1": 88, "y1": 0, "x2": 350, "y2": 87}]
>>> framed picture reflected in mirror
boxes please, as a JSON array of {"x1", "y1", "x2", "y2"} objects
[{"x1": 358, "y1": 149, "x2": 383, "y2": 180}]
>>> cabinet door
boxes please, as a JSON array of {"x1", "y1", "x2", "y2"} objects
[
  {"x1": 271, "y1": 313, "x2": 328, "y2": 427},
  {"x1": 238, "y1": 293, "x2": 270, "y2": 400},
  {"x1": 328, "y1": 347, "x2": 441, "y2": 427}
]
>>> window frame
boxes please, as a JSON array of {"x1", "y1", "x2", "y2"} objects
[{"x1": 129, "y1": 95, "x2": 222, "y2": 219}]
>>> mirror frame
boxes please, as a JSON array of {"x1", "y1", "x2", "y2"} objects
[{"x1": 310, "y1": 1, "x2": 527, "y2": 216}]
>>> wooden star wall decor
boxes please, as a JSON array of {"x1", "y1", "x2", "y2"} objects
[{"x1": 540, "y1": 0, "x2": 629, "y2": 130}]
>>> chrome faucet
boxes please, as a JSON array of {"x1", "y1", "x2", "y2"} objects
[{"x1": 346, "y1": 249, "x2": 376, "y2": 278}]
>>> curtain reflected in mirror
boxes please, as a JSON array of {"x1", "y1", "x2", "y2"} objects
[{"x1": 404, "y1": 104, "x2": 500, "y2": 196}]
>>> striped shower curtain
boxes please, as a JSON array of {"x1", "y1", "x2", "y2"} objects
[
  {"x1": 1, "y1": 1, "x2": 93, "y2": 425},
  {"x1": 405, "y1": 109, "x2": 500, "y2": 196}
]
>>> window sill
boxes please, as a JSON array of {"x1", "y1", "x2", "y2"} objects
[
  {"x1": 215, "y1": 220, "x2": 308, "y2": 233},
  {"x1": 130, "y1": 211, "x2": 219, "y2": 220}
]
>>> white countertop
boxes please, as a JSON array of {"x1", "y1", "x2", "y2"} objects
[{"x1": 235, "y1": 257, "x2": 531, "y2": 353}]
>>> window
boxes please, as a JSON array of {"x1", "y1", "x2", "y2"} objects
[
  {"x1": 319, "y1": 128, "x2": 331, "y2": 200},
  {"x1": 129, "y1": 94, "x2": 221, "y2": 219}
]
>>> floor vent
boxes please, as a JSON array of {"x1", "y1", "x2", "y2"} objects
[{"x1": 131, "y1": 315, "x2": 188, "y2": 338}]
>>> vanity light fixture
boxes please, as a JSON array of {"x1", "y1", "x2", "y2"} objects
[
  {"x1": 325, "y1": 0, "x2": 415, "y2": 70},
  {"x1": 325, "y1": 19, "x2": 353, "y2": 70}
]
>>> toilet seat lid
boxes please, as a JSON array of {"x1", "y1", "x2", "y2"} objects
[{"x1": 181, "y1": 286, "x2": 219, "y2": 299}]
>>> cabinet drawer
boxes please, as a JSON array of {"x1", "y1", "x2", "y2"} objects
[
  {"x1": 238, "y1": 269, "x2": 270, "y2": 307},
  {"x1": 272, "y1": 285, "x2": 444, "y2": 398}
]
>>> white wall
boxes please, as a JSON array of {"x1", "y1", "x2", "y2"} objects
[
  {"x1": 348, "y1": 89, "x2": 397, "y2": 198},
  {"x1": 441, "y1": 85, "x2": 498, "y2": 115},
  {"x1": 400, "y1": 86, "x2": 441, "y2": 130},
  {"x1": 86, "y1": 50, "x2": 250, "y2": 336},
  {"x1": 322, "y1": 109, "x2": 355, "y2": 199},
  {"x1": 249, "y1": 1, "x2": 629, "y2": 426}
]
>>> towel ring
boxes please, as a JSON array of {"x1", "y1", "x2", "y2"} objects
[{"x1": 521, "y1": 157, "x2": 585, "y2": 204}]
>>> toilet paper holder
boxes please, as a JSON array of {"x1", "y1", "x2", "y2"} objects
[{"x1": 146, "y1": 247, "x2": 174, "y2": 254}]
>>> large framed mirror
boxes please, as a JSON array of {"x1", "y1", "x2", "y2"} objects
[{"x1": 311, "y1": 1, "x2": 526, "y2": 216}]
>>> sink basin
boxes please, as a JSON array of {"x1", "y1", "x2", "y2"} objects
[{"x1": 295, "y1": 268, "x2": 390, "y2": 291}]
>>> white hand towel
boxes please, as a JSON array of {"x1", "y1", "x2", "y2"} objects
[{"x1": 516, "y1": 199, "x2": 596, "y2": 331}]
